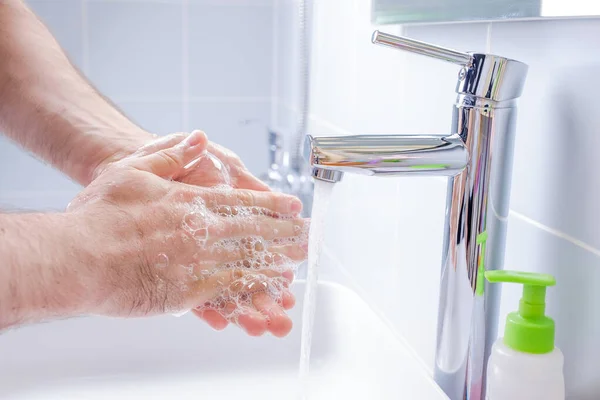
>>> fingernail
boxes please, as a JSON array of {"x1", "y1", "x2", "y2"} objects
[
  {"x1": 179, "y1": 130, "x2": 205, "y2": 148},
  {"x1": 291, "y1": 199, "x2": 303, "y2": 214},
  {"x1": 282, "y1": 270, "x2": 295, "y2": 282}
]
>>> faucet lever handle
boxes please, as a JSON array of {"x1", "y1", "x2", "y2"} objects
[{"x1": 372, "y1": 30, "x2": 473, "y2": 67}]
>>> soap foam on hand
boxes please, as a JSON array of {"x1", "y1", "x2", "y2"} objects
[{"x1": 161, "y1": 151, "x2": 308, "y2": 325}]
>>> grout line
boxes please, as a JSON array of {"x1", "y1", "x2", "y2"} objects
[
  {"x1": 269, "y1": 0, "x2": 279, "y2": 129},
  {"x1": 509, "y1": 210, "x2": 600, "y2": 258},
  {"x1": 188, "y1": 96, "x2": 272, "y2": 103},
  {"x1": 352, "y1": 0, "x2": 359, "y2": 131},
  {"x1": 181, "y1": 0, "x2": 189, "y2": 132},
  {"x1": 85, "y1": 0, "x2": 271, "y2": 5},
  {"x1": 276, "y1": 100, "x2": 354, "y2": 135},
  {"x1": 392, "y1": 15, "x2": 600, "y2": 27},
  {"x1": 485, "y1": 22, "x2": 493, "y2": 53},
  {"x1": 81, "y1": 0, "x2": 89, "y2": 74},
  {"x1": 112, "y1": 97, "x2": 184, "y2": 103},
  {"x1": 109, "y1": 96, "x2": 271, "y2": 103},
  {"x1": 0, "y1": 190, "x2": 81, "y2": 198}
]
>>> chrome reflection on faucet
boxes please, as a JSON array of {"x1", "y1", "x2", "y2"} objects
[{"x1": 306, "y1": 31, "x2": 528, "y2": 400}]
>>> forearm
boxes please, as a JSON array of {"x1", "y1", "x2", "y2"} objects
[
  {"x1": 0, "y1": 0, "x2": 152, "y2": 185},
  {"x1": 0, "y1": 212, "x2": 96, "y2": 330}
]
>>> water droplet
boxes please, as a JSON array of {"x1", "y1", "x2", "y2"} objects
[
  {"x1": 183, "y1": 212, "x2": 204, "y2": 232},
  {"x1": 194, "y1": 227, "x2": 209, "y2": 241},
  {"x1": 156, "y1": 253, "x2": 169, "y2": 268}
]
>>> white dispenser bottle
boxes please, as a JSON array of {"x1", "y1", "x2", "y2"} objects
[{"x1": 484, "y1": 270, "x2": 565, "y2": 400}]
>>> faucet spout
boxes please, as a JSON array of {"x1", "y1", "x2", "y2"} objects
[{"x1": 306, "y1": 134, "x2": 468, "y2": 182}]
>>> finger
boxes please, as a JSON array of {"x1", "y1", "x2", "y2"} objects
[
  {"x1": 193, "y1": 268, "x2": 285, "y2": 302},
  {"x1": 205, "y1": 142, "x2": 270, "y2": 192},
  {"x1": 192, "y1": 273, "x2": 273, "y2": 337},
  {"x1": 235, "y1": 171, "x2": 271, "y2": 192},
  {"x1": 281, "y1": 290, "x2": 296, "y2": 310},
  {"x1": 282, "y1": 269, "x2": 294, "y2": 283},
  {"x1": 201, "y1": 237, "x2": 267, "y2": 265},
  {"x1": 204, "y1": 189, "x2": 303, "y2": 215},
  {"x1": 131, "y1": 133, "x2": 187, "y2": 157},
  {"x1": 237, "y1": 309, "x2": 269, "y2": 336},
  {"x1": 180, "y1": 152, "x2": 232, "y2": 187},
  {"x1": 214, "y1": 216, "x2": 309, "y2": 241},
  {"x1": 192, "y1": 308, "x2": 229, "y2": 330},
  {"x1": 206, "y1": 238, "x2": 305, "y2": 266},
  {"x1": 267, "y1": 243, "x2": 308, "y2": 262},
  {"x1": 253, "y1": 292, "x2": 293, "y2": 338},
  {"x1": 194, "y1": 269, "x2": 292, "y2": 337},
  {"x1": 127, "y1": 130, "x2": 208, "y2": 178}
]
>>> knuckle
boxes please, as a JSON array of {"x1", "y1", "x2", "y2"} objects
[
  {"x1": 237, "y1": 190, "x2": 253, "y2": 206},
  {"x1": 232, "y1": 154, "x2": 243, "y2": 166},
  {"x1": 158, "y1": 150, "x2": 182, "y2": 169},
  {"x1": 247, "y1": 190, "x2": 257, "y2": 206},
  {"x1": 270, "y1": 193, "x2": 283, "y2": 211}
]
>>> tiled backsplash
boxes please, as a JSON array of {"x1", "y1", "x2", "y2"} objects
[
  {"x1": 308, "y1": 0, "x2": 600, "y2": 398},
  {"x1": 0, "y1": 0, "x2": 275, "y2": 204}
]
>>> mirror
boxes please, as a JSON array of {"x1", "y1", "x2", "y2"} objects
[{"x1": 372, "y1": 0, "x2": 600, "y2": 24}]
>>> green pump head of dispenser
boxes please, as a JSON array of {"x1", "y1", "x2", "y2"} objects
[{"x1": 485, "y1": 270, "x2": 556, "y2": 354}]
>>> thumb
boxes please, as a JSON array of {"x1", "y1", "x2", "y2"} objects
[{"x1": 127, "y1": 130, "x2": 208, "y2": 178}]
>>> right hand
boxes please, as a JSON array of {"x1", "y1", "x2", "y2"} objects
[{"x1": 68, "y1": 131, "x2": 309, "y2": 337}]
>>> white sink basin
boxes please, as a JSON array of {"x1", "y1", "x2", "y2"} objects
[{"x1": 0, "y1": 281, "x2": 447, "y2": 400}]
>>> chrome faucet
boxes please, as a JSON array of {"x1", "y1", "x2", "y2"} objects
[{"x1": 306, "y1": 31, "x2": 528, "y2": 400}]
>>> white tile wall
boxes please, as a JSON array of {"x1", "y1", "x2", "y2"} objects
[
  {"x1": 187, "y1": 3, "x2": 273, "y2": 98},
  {"x1": 0, "y1": 1, "x2": 87, "y2": 203},
  {"x1": 310, "y1": 0, "x2": 600, "y2": 398},
  {"x1": 187, "y1": 100, "x2": 271, "y2": 175},
  {"x1": 87, "y1": 1, "x2": 183, "y2": 100},
  {"x1": 490, "y1": 19, "x2": 600, "y2": 251},
  {"x1": 1, "y1": 0, "x2": 275, "y2": 209},
  {"x1": 0, "y1": 136, "x2": 81, "y2": 196},
  {"x1": 117, "y1": 100, "x2": 184, "y2": 135},
  {"x1": 273, "y1": 0, "x2": 298, "y2": 134},
  {"x1": 27, "y1": 0, "x2": 84, "y2": 69},
  {"x1": 502, "y1": 214, "x2": 600, "y2": 399}
]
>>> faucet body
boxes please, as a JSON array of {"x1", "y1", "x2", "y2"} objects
[{"x1": 307, "y1": 32, "x2": 528, "y2": 400}]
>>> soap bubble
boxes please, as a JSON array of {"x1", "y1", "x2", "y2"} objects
[
  {"x1": 155, "y1": 253, "x2": 169, "y2": 269},
  {"x1": 160, "y1": 150, "x2": 307, "y2": 322}
]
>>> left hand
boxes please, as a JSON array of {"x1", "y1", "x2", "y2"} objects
[
  {"x1": 109, "y1": 131, "x2": 303, "y2": 336},
  {"x1": 131, "y1": 131, "x2": 271, "y2": 191}
]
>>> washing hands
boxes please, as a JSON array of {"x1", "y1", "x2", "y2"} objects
[
  {"x1": 0, "y1": 1, "x2": 309, "y2": 335},
  {"x1": 0, "y1": 130, "x2": 309, "y2": 335},
  {"x1": 69, "y1": 130, "x2": 309, "y2": 337}
]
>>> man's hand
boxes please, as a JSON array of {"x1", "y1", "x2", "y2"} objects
[
  {"x1": 94, "y1": 131, "x2": 289, "y2": 333},
  {"x1": 69, "y1": 131, "x2": 308, "y2": 337},
  {"x1": 98, "y1": 131, "x2": 271, "y2": 191},
  {"x1": 0, "y1": 1, "x2": 309, "y2": 336}
]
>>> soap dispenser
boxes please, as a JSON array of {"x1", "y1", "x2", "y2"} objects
[{"x1": 484, "y1": 270, "x2": 565, "y2": 400}]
